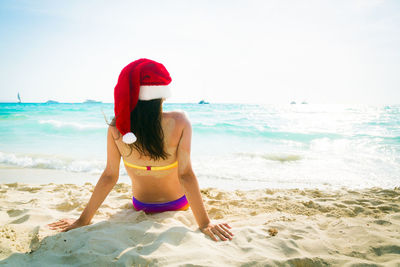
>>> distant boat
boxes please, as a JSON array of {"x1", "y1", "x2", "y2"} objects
[
  {"x1": 84, "y1": 99, "x2": 102, "y2": 104},
  {"x1": 290, "y1": 101, "x2": 296, "y2": 104},
  {"x1": 198, "y1": 99, "x2": 209, "y2": 104},
  {"x1": 45, "y1": 100, "x2": 59, "y2": 104},
  {"x1": 17, "y1": 92, "x2": 21, "y2": 103}
]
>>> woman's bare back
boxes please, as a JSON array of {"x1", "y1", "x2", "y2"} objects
[{"x1": 111, "y1": 111, "x2": 186, "y2": 203}]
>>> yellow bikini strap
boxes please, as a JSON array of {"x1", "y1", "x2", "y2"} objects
[{"x1": 123, "y1": 159, "x2": 178, "y2": 171}]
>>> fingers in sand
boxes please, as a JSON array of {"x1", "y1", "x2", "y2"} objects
[{"x1": 212, "y1": 227, "x2": 228, "y2": 241}]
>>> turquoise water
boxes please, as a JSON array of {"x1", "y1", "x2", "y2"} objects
[{"x1": 1, "y1": 102, "x2": 399, "y2": 189}]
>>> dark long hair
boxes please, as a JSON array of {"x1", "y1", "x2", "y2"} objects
[{"x1": 108, "y1": 99, "x2": 169, "y2": 160}]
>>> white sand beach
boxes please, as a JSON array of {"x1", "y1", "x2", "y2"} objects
[{"x1": 1, "y1": 175, "x2": 400, "y2": 266}]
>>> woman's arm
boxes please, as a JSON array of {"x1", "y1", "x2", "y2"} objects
[
  {"x1": 48, "y1": 126, "x2": 121, "y2": 232},
  {"x1": 176, "y1": 113, "x2": 234, "y2": 241},
  {"x1": 78, "y1": 126, "x2": 121, "y2": 224}
]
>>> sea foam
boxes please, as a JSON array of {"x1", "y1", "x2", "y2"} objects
[
  {"x1": 0, "y1": 151, "x2": 107, "y2": 174},
  {"x1": 38, "y1": 119, "x2": 105, "y2": 130}
]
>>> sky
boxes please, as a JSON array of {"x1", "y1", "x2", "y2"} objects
[{"x1": 0, "y1": 0, "x2": 399, "y2": 104}]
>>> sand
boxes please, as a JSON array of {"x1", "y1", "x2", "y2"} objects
[{"x1": 1, "y1": 181, "x2": 400, "y2": 266}]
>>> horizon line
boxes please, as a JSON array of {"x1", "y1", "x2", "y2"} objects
[{"x1": 0, "y1": 101, "x2": 399, "y2": 106}]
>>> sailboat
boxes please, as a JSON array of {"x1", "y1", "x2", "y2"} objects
[{"x1": 17, "y1": 92, "x2": 21, "y2": 103}]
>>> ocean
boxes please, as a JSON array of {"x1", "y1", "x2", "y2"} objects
[{"x1": 0, "y1": 102, "x2": 399, "y2": 190}]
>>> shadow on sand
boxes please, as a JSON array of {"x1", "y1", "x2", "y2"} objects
[{"x1": 0, "y1": 207, "x2": 194, "y2": 266}]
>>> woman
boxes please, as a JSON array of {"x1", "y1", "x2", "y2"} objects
[{"x1": 48, "y1": 58, "x2": 234, "y2": 242}]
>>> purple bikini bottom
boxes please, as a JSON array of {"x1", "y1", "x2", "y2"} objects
[{"x1": 132, "y1": 194, "x2": 190, "y2": 213}]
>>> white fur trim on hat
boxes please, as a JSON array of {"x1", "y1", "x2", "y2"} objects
[
  {"x1": 139, "y1": 85, "x2": 171, "y2": 100},
  {"x1": 122, "y1": 132, "x2": 137, "y2": 144}
]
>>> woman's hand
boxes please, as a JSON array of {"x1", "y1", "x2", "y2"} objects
[
  {"x1": 200, "y1": 222, "x2": 234, "y2": 241},
  {"x1": 47, "y1": 218, "x2": 88, "y2": 232}
]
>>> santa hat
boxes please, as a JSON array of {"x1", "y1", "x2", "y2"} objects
[{"x1": 114, "y1": 58, "x2": 172, "y2": 144}]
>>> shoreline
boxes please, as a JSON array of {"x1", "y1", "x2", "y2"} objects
[
  {"x1": 1, "y1": 166, "x2": 399, "y2": 191},
  {"x1": 0, "y1": 166, "x2": 131, "y2": 186},
  {"x1": 1, "y1": 182, "x2": 399, "y2": 266}
]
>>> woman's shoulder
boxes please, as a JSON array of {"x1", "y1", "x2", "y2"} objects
[
  {"x1": 164, "y1": 110, "x2": 191, "y2": 126},
  {"x1": 108, "y1": 125, "x2": 121, "y2": 140}
]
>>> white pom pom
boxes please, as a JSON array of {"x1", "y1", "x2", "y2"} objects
[{"x1": 122, "y1": 132, "x2": 137, "y2": 144}]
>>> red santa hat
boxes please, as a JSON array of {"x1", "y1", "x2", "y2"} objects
[{"x1": 114, "y1": 58, "x2": 172, "y2": 144}]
